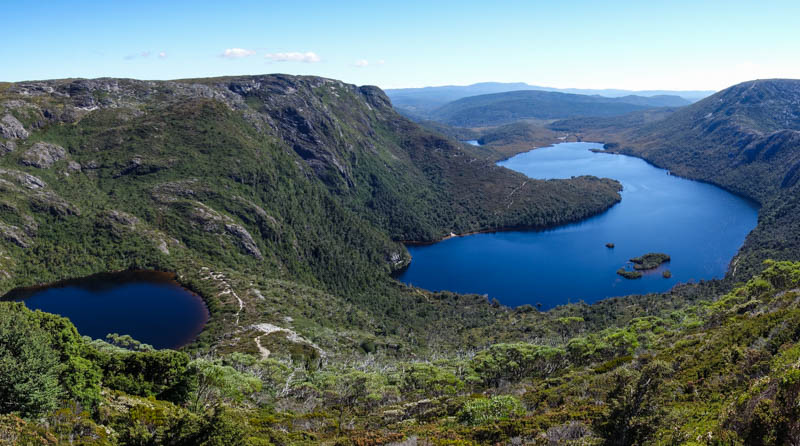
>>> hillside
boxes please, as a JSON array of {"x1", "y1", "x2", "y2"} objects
[
  {"x1": 549, "y1": 107, "x2": 679, "y2": 136},
  {"x1": 623, "y1": 79, "x2": 800, "y2": 198},
  {"x1": 427, "y1": 90, "x2": 688, "y2": 127}
]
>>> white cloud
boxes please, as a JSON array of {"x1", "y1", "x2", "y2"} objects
[
  {"x1": 124, "y1": 51, "x2": 151, "y2": 61},
  {"x1": 265, "y1": 52, "x2": 320, "y2": 63},
  {"x1": 221, "y1": 48, "x2": 256, "y2": 59},
  {"x1": 158, "y1": 52, "x2": 167, "y2": 59},
  {"x1": 354, "y1": 59, "x2": 385, "y2": 68}
]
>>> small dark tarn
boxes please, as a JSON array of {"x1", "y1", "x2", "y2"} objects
[{"x1": 2, "y1": 270, "x2": 209, "y2": 349}]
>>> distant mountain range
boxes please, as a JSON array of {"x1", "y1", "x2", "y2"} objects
[
  {"x1": 423, "y1": 89, "x2": 691, "y2": 127},
  {"x1": 385, "y1": 81, "x2": 714, "y2": 118}
]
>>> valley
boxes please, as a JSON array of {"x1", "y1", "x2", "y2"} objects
[
  {"x1": 6, "y1": 3, "x2": 800, "y2": 444},
  {"x1": 1, "y1": 75, "x2": 799, "y2": 445}
]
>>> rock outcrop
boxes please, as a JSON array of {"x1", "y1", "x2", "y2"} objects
[
  {"x1": 0, "y1": 168, "x2": 46, "y2": 189},
  {"x1": 0, "y1": 222, "x2": 31, "y2": 248},
  {"x1": 188, "y1": 202, "x2": 263, "y2": 259},
  {"x1": 0, "y1": 140, "x2": 15, "y2": 154},
  {"x1": 20, "y1": 142, "x2": 67, "y2": 168},
  {"x1": 224, "y1": 223, "x2": 263, "y2": 260},
  {"x1": 104, "y1": 210, "x2": 140, "y2": 227},
  {"x1": 0, "y1": 114, "x2": 29, "y2": 139}
]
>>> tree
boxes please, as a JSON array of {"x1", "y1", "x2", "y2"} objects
[
  {"x1": 0, "y1": 303, "x2": 63, "y2": 417},
  {"x1": 470, "y1": 343, "x2": 567, "y2": 386},
  {"x1": 317, "y1": 370, "x2": 386, "y2": 433},
  {"x1": 30, "y1": 309, "x2": 102, "y2": 409},
  {"x1": 102, "y1": 349, "x2": 194, "y2": 403},
  {"x1": 595, "y1": 360, "x2": 673, "y2": 446},
  {"x1": 222, "y1": 353, "x2": 292, "y2": 402}
]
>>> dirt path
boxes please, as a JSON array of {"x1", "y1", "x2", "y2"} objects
[
  {"x1": 254, "y1": 335, "x2": 270, "y2": 359},
  {"x1": 251, "y1": 322, "x2": 326, "y2": 359},
  {"x1": 506, "y1": 180, "x2": 528, "y2": 208},
  {"x1": 200, "y1": 268, "x2": 244, "y2": 326}
]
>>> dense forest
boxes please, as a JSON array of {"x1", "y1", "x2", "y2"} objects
[{"x1": 1, "y1": 76, "x2": 800, "y2": 445}]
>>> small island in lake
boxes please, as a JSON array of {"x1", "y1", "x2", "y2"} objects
[
  {"x1": 616, "y1": 268, "x2": 642, "y2": 279},
  {"x1": 616, "y1": 252, "x2": 671, "y2": 280},
  {"x1": 630, "y1": 252, "x2": 671, "y2": 270},
  {"x1": 606, "y1": 242, "x2": 615, "y2": 248}
]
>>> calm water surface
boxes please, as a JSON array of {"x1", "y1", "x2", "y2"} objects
[
  {"x1": 3, "y1": 270, "x2": 208, "y2": 349},
  {"x1": 397, "y1": 142, "x2": 759, "y2": 308}
]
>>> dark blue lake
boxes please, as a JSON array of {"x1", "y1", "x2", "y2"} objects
[
  {"x1": 3, "y1": 270, "x2": 208, "y2": 349},
  {"x1": 397, "y1": 142, "x2": 759, "y2": 309}
]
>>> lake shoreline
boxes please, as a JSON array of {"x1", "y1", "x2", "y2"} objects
[
  {"x1": 2, "y1": 269, "x2": 182, "y2": 296},
  {"x1": 399, "y1": 195, "x2": 622, "y2": 246},
  {"x1": 397, "y1": 142, "x2": 759, "y2": 308},
  {"x1": 497, "y1": 140, "x2": 762, "y2": 211},
  {"x1": 600, "y1": 144, "x2": 763, "y2": 210}
]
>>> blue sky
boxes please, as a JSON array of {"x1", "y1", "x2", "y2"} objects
[{"x1": 2, "y1": 0, "x2": 799, "y2": 91}]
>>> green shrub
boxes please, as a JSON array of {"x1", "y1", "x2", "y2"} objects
[
  {"x1": 470, "y1": 343, "x2": 566, "y2": 386},
  {"x1": 457, "y1": 395, "x2": 525, "y2": 426},
  {"x1": 400, "y1": 362, "x2": 464, "y2": 397}
]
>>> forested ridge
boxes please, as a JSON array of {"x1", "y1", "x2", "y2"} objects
[{"x1": 1, "y1": 76, "x2": 799, "y2": 445}]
